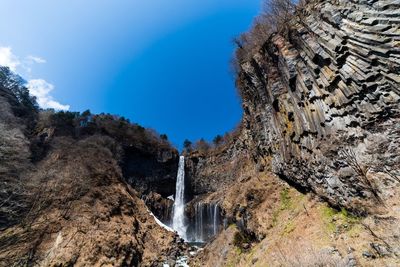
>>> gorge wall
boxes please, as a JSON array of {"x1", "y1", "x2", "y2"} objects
[
  {"x1": 187, "y1": 0, "x2": 400, "y2": 265},
  {"x1": 238, "y1": 0, "x2": 400, "y2": 211},
  {"x1": 1, "y1": 0, "x2": 400, "y2": 266},
  {"x1": 189, "y1": 0, "x2": 400, "y2": 211}
]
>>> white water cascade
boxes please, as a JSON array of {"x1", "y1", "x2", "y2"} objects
[
  {"x1": 172, "y1": 156, "x2": 187, "y2": 240},
  {"x1": 213, "y1": 203, "x2": 219, "y2": 235},
  {"x1": 171, "y1": 156, "x2": 222, "y2": 243},
  {"x1": 192, "y1": 202, "x2": 221, "y2": 242}
]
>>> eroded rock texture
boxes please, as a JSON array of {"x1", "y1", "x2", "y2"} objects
[
  {"x1": 238, "y1": 0, "x2": 400, "y2": 209},
  {"x1": 0, "y1": 74, "x2": 38, "y2": 229}
]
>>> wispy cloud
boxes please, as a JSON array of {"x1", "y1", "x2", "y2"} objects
[
  {"x1": 26, "y1": 55, "x2": 46, "y2": 64},
  {"x1": 0, "y1": 46, "x2": 69, "y2": 111}
]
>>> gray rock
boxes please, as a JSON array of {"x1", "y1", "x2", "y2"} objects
[{"x1": 362, "y1": 251, "x2": 374, "y2": 258}]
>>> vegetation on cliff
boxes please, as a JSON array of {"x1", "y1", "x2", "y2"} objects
[{"x1": 0, "y1": 67, "x2": 182, "y2": 266}]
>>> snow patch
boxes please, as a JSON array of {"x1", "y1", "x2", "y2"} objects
[{"x1": 149, "y1": 211, "x2": 174, "y2": 232}]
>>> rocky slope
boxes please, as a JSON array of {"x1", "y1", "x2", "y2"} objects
[
  {"x1": 190, "y1": 167, "x2": 400, "y2": 266},
  {"x1": 0, "y1": 135, "x2": 180, "y2": 266},
  {"x1": 187, "y1": 0, "x2": 400, "y2": 265},
  {"x1": 0, "y1": 70, "x2": 184, "y2": 266}
]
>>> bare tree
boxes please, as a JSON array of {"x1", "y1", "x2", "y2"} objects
[
  {"x1": 232, "y1": 0, "x2": 297, "y2": 70},
  {"x1": 263, "y1": 0, "x2": 296, "y2": 35},
  {"x1": 340, "y1": 148, "x2": 382, "y2": 203},
  {"x1": 194, "y1": 138, "x2": 211, "y2": 154}
]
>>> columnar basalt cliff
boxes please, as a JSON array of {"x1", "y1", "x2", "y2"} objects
[
  {"x1": 238, "y1": 0, "x2": 400, "y2": 210},
  {"x1": 187, "y1": 1, "x2": 400, "y2": 265},
  {"x1": 189, "y1": 0, "x2": 400, "y2": 211}
]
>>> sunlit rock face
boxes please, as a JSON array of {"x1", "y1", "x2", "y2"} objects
[
  {"x1": 0, "y1": 68, "x2": 186, "y2": 265},
  {"x1": 185, "y1": 143, "x2": 249, "y2": 196},
  {"x1": 237, "y1": 0, "x2": 400, "y2": 210}
]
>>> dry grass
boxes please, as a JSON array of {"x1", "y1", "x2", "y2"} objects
[
  {"x1": 0, "y1": 135, "x2": 178, "y2": 266},
  {"x1": 191, "y1": 170, "x2": 400, "y2": 267},
  {"x1": 272, "y1": 242, "x2": 348, "y2": 267}
]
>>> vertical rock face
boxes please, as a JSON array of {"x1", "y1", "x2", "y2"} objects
[
  {"x1": 187, "y1": 2, "x2": 400, "y2": 265},
  {"x1": 238, "y1": 0, "x2": 400, "y2": 209},
  {"x1": 185, "y1": 140, "x2": 249, "y2": 196},
  {"x1": 122, "y1": 146, "x2": 179, "y2": 197}
]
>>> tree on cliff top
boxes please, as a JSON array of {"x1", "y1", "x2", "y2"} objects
[
  {"x1": 213, "y1": 134, "x2": 223, "y2": 146},
  {"x1": 264, "y1": 0, "x2": 296, "y2": 34},
  {"x1": 160, "y1": 134, "x2": 168, "y2": 141},
  {"x1": 194, "y1": 138, "x2": 211, "y2": 154},
  {"x1": 0, "y1": 66, "x2": 38, "y2": 118},
  {"x1": 183, "y1": 139, "x2": 192, "y2": 153},
  {"x1": 232, "y1": 0, "x2": 297, "y2": 69}
]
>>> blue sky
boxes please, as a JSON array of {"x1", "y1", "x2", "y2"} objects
[{"x1": 0, "y1": 0, "x2": 261, "y2": 148}]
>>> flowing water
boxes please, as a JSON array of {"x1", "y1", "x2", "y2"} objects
[
  {"x1": 213, "y1": 203, "x2": 219, "y2": 235},
  {"x1": 171, "y1": 155, "x2": 222, "y2": 243},
  {"x1": 164, "y1": 156, "x2": 224, "y2": 266},
  {"x1": 191, "y1": 202, "x2": 221, "y2": 243},
  {"x1": 172, "y1": 156, "x2": 187, "y2": 240}
]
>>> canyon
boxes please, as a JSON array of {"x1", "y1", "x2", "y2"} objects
[{"x1": 0, "y1": 0, "x2": 400, "y2": 266}]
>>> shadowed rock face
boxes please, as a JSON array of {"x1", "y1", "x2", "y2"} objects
[
  {"x1": 122, "y1": 146, "x2": 179, "y2": 198},
  {"x1": 237, "y1": 0, "x2": 400, "y2": 210},
  {"x1": 144, "y1": 191, "x2": 174, "y2": 223}
]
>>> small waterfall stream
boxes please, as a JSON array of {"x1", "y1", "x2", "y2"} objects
[
  {"x1": 213, "y1": 203, "x2": 219, "y2": 235},
  {"x1": 190, "y1": 202, "x2": 221, "y2": 242}
]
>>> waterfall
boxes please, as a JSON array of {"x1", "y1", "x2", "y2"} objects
[
  {"x1": 171, "y1": 155, "x2": 222, "y2": 243},
  {"x1": 191, "y1": 202, "x2": 221, "y2": 242},
  {"x1": 194, "y1": 202, "x2": 204, "y2": 242},
  {"x1": 213, "y1": 203, "x2": 219, "y2": 235},
  {"x1": 172, "y1": 156, "x2": 187, "y2": 240}
]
